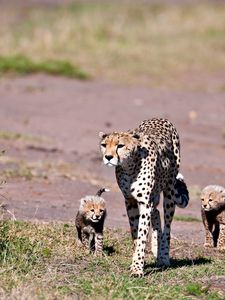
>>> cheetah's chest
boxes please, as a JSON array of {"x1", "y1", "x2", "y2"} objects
[{"x1": 117, "y1": 173, "x2": 133, "y2": 198}]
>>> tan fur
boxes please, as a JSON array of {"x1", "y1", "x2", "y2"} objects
[{"x1": 201, "y1": 185, "x2": 225, "y2": 250}]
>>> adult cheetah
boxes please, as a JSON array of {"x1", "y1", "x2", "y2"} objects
[{"x1": 99, "y1": 118, "x2": 189, "y2": 277}]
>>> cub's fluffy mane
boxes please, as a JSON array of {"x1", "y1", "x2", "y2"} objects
[
  {"x1": 202, "y1": 185, "x2": 225, "y2": 196},
  {"x1": 79, "y1": 196, "x2": 106, "y2": 212}
]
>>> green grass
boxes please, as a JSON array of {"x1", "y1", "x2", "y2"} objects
[
  {"x1": 0, "y1": 55, "x2": 88, "y2": 79},
  {"x1": 0, "y1": 2, "x2": 225, "y2": 88},
  {"x1": 1, "y1": 163, "x2": 34, "y2": 181},
  {"x1": 0, "y1": 130, "x2": 43, "y2": 142},
  {"x1": 0, "y1": 221, "x2": 224, "y2": 299},
  {"x1": 174, "y1": 215, "x2": 201, "y2": 222}
]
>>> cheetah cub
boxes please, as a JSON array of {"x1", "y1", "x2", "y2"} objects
[
  {"x1": 75, "y1": 188, "x2": 109, "y2": 256},
  {"x1": 201, "y1": 185, "x2": 225, "y2": 250}
]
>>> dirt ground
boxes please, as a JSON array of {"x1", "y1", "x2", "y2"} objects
[{"x1": 0, "y1": 74, "x2": 225, "y2": 245}]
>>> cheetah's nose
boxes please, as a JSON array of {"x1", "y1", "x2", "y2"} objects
[
  {"x1": 203, "y1": 204, "x2": 207, "y2": 208},
  {"x1": 105, "y1": 155, "x2": 113, "y2": 161}
]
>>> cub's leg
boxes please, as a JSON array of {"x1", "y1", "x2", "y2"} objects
[
  {"x1": 94, "y1": 233, "x2": 104, "y2": 257},
  {"x1": 201, "y1": 210, "x2": 214, "y2": 248},
  {"x1": 81, "y1": 228, "x2": 90, "y2": 249},
  {"x1": 125, "y1": 197, "x2": 139, "y2": 250},
  {"x1": 88, "y1": 231, "x2": 95, "y2": 253},
  {"x1": 157, "y1": 187, "x2": 175, "y2": 267},
  {"x1": 212, "y1": 222, "x2": 220, "y2": 247},
  {"x1": 76, "y1": 226, "x2": 83, "y2": 247},
  {"x1": 218, "y1": 224, "x2": 225, "y2": 251},
  {"x1": 130, "y1": 202, "x2": 151, "y2": 277},
  {"x1": 203, "y1": 227, "x2": 214, "y2": 248}
]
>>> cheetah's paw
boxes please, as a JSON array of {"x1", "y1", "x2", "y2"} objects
[
  {"x1": 94, "y1": 251, "x2": 103, "y2": 257},
  {"x1": 156, "y1": 256, "x2": 170, "y2": 268},
  {"x1": 130, "y1": 264, "x2": 144, "y2": 277},
  {"x1": 204, "y1": 242, "x2": 213, "y2": 248}
]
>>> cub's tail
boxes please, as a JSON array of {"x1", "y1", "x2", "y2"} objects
[
  {"x1": 174, "y1": 173, "x2": 189, "y2": 208},
  {"x1": 96, "y1": 188, "x2": 110, "y2": 197}
]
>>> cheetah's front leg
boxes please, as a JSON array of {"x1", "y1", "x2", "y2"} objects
[
  {"x1": 157, "y1": 189, "x2": 175, "y2": 267},
  {"x1": 125, "y1": 197, "x2": 139, "y2": 249},
  {"x1": 130, "y1": 202, "x2": 151, "y2": 277}
]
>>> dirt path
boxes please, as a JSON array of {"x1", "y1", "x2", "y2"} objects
[{"x1": 0, "y1": 75, "x2": 225, "y2": 244}]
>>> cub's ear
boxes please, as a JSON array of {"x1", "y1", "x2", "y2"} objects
[
  {"x1": 99, "y1": 131, "x2": 108, "y2": 139},
  {"x1": 80, "y1": 198, "x2": 87, "y2": 205},
  {"x1": 132, "y1": 133, "x2": 140, "y2": 139},
  {"x1": 222, "y1": 190, "x2": 225, "y2": 199}
]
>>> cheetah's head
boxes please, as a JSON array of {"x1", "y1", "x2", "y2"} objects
[
  {"x1": 201, "y1": 187, "x2": 225, "y2": 212},
  {"x1": 79, "y1": 196, "x2": 106, "y2": 223},
  {"x1": 99, "y1": 131, "x2": 140, "y2": 167}
]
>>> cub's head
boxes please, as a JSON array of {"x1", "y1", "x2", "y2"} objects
[
  {"x1": 201, "y1": 186, "x2": 225, "y2": 212},
  {"x1": 99, "y1": 131, "x2": 140, "y2": 167},
  {"x1": 79, "y1": 196, "x2": 106, "y2": 223}
]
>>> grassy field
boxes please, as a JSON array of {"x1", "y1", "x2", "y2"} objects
[
  {"x1": 0, "y1": 220, "x2": 225, "y2": 299},
  {"x1": 0, "y1": 55, "x2": 88, "y2": 79},
  {"x1": 0, "y1": 2, "x2": 225, "y2": 88}
]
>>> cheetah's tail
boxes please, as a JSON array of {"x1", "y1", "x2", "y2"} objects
[
  {"x1": 174, "y1": 173, "x2": 189, "y2": 208},
  {"x1": 96, "y1": 188, "x2": 110, "y2": 197}
]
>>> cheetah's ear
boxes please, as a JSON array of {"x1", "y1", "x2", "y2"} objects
[
  {"x1": 132, "y1": 133, "x2": 140, "y2": 139},
  {"x1": 99, "y1": 132, "x2": 108, "y2": 139}
]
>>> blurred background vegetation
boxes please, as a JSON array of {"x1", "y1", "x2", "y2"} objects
[{"x1": 0, "y1": 0, "x2": 225, "y2": 88}]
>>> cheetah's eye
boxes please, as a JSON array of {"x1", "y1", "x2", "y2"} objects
[
  {"x1": 201, "y1": 198, "x2": 204, "y2": 201},
  {"x1": 100, "y1": 209, "x2": 104, "y2": 213},
  {"x1": 117, "y1": 144, "x2": 125, "y2": 149},
  {"x1": 90, "y1": 209, "x2": 95, "y2": 212},
  {"x1": 209, "y1": 199, "x2": 213, "y2": 202},
  {"x1": 101, "y1": 143, "x2": 106, "y2": 148}
]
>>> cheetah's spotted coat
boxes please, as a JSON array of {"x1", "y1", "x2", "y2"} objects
[{"x1": 99, "y1": 118, "x2": 189, "y2": 276}]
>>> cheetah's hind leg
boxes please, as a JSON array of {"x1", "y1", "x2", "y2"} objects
[
  {"x1": 150, "y1": 207, "x2": 162, "y2": 260},
  {"x1": 157, "y1": 188, "x2": 175, "y2": 267},
  {"x1": 146, "y1": 195, "x2": 161, "y2": 260}
]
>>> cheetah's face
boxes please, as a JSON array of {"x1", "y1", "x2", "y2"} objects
[
  {"x1": 201, "y1": 190, "x2": 225, "y2": 211},
  {"x1": 99, "y1": 132, "x2": 139, "y2": 167},
  {"x1": 83, "y1": 200, "x2": 106, "y2": 223}
]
